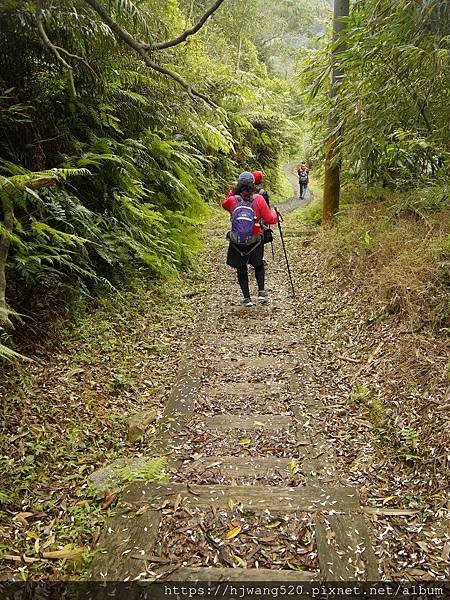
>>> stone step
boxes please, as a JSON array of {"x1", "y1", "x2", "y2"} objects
[
  {"x1": 89, "y1": 483, "x2": 369, "y2": 582},
  {"x1": 197, "y1": 383, "x2": 291, "y2": 416},
  {"x1": 201, "y1": 332, "x2": 299, "y2": 351},
  {"x1": 203, "y1": 333, "x2": 280, "y2": 346},
  {"x1": 214, "y1": 356, "x2": 296, "y2": 372},
  {"x1": 122, "y1": 482, "x2": 360, "y2": 513},
  {"x1": 90, "y1": 507, "x2": 160, "y2": 580},
  {"x1": 174, "y1": 456, "x2": 303, "y2": 486},
  {"x1": 89, "y1": 485, "x2": 373, "y2": 583},
  {"x1": 206, "y1": 382, "x2": 288, "y2": 398},
  {"x1": 175, "y1": 454, "x2": 338, "y2": 486},
  {"x1": 315, "y1": 514, "x2": 380, "y2": 580},
  {"x1": 167, "y1": 566, "x2": 316, "y2": 582},
  {"x1": 89, "y1": 496, "x2": 319, "y2": 584},
  {"x1": 179, "y1": 455, "x2": 294, "y2": 477},
  {"x1": 203, "y1": 414, "x2": 293, "y2": 432}
]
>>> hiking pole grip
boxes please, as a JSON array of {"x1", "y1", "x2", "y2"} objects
[{"x1": 275, "y1": 206, "x2": 284, "y2": 223}]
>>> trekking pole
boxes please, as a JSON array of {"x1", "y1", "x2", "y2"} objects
[
  {"x1": 275, "y1": 207, "x2": 296, "y2": 298},
  {"x1": 270, "y1": 240, "x2": 275, "y2": 261}
]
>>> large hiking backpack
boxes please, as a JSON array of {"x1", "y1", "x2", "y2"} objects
[
  {"x1": 229, "y1": 195, "x2": 257, "y2": 245},
  {"x1": 299, "y1": 170, "x2": 308, "y2": 183}
]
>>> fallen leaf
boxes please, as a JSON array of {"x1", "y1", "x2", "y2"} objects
[
  {"x1": 173, "y1": 493, "x2": 182, "y2": 513},
  {"x1": 135, "y1": 505, "x2": 149, "y2": 516},
  {"x1": 101, "y1": 493, "x2": 117, "y2": 510},
  {"x1": 289, "y1": 458, "x2": 299, "y2": 474},
  {"x1": 225, "y1": 526, "x2": 241, "y2": 540},
  {"x1": 14, "y1": 512, "x2": 34, "y2": 521},
  {"x1": 417, "y1": 541, "x2": 429, "y2": 552},
  {"x1": 266, "y1": 520, "x2": 282, "y2": 529},
  {"x1": 74, "y1": 500, "x2": 90, "y2": 507},
  {"x1": 234, "y1": 555, "x2": 247, "y2": 567},
  {"x1": 239, "y1": 437, "x2": 252, "y2": 446},
  {"x1": 382, "y1": 495, "x2": 396, "y2": 505},
  {"x1": 42, "y1": 545, "x2": 86, "y2": 560},
  {"x1": 14, "y1": 513, "x2": 34, "y2": 526}
]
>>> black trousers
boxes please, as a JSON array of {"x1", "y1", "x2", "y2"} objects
[
  {"x1": 237, "y1": 264, "x2": 265, "y2": 299},
  {"x1": 299, "y1": 182, "x2": 308, "y2": 198}
]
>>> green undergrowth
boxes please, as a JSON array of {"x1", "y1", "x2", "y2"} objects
[
  {"x1": 330, "y1": 185, "x2": 449, "y2": 328},
  {"x1": 287, "y1": 177, "x2": 324, "y2": 225},
  {"x1": 113, "y1": 457, "x2": 168, "y2": 486},
  {"x1": 294, "y1": 182, "x2": 449, "y2": 329},
  {"x1": 272, "y1": 163, "x2": 294, "y2": 205},
  {"x1": 348, "y1": 382, "x2": 422, "y2": 463},
  {"x1": 0, "y1": 262, "x2": 208, "y2": 578}
]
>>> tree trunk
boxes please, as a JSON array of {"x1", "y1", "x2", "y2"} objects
[
  {"x1": 323, "y1": 134, "x2": 340, "y2": 224},
  {"x1": 322, "y1": 0, "x2": 349, "y2": 225},
  {"x1": 0, "y1": 194, "x2": 14, "y2": 329}
]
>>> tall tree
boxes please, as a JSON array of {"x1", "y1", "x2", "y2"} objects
[{"x1": 322, "y1": 0, "x2": 349, "y2": 224}]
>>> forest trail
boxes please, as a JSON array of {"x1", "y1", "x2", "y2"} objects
[
  {"x1": 89, "y1": 201, "x2": 380, "y2": 582},
  {"x1": 2, "y1": 0, "x2": 449, "y2": 586}
]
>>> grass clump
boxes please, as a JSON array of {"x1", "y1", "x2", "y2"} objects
[{"x1": 318, "y1": 184, "x2": 450, "y2": 329}]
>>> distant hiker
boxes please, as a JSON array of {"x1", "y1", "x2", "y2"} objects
[
  {"x1": 297, "y1": 161, "x2": 309, "y2": 200},
  {"x1": 223, "y1": 172, "x2": 278, "y2": 307},
  {"x1": 252, "y1": 170, "x2": 270, "y2": 207}
]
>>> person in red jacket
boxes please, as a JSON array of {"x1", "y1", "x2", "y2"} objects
[
  {"x1": 297, "y1": 161, "x2": 310, "y2": 200},
  {"x1": 222, "y1": 172, "x2": 278, "y2": 307},
  {"x1": 252, "y1": 170, "x2": 270, "y2": 207}
]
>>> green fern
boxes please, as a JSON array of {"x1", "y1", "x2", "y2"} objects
[{"x1": 114, "y1": 458, "x2": 167, "y2": 483}]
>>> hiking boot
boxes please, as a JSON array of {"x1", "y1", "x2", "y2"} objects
[
  {"x1": 241, "y1": 297, "x2": 253, "y2": 307},
  {"x1": 258, "y1": 290, "x2": 269, "y2": 304}
]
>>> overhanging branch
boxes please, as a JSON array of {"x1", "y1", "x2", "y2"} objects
[
  {"x1": 83, "y1": 0, "x2": 218, "y2": 108},
  {"x1": 35, "y1": 0, "x2": 77, "y2": 97},
  {"x1": 144, "y1": 0, "x2": 226, "y2": 50}
]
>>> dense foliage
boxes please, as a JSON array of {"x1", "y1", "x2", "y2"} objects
[
  {"x1": 293, "y1": 0, "x2": 449, "y2": 329},
  {"x1": 0, "y1": 0, "x2": 303, "y2": 355},
  {"x1": 299, "y1": 0, "x2": 450, "y2": 188}
]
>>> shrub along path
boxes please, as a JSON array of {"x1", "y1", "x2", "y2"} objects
[{"x1": 89, "y1": 200, "x2": 383, "y2": 582}]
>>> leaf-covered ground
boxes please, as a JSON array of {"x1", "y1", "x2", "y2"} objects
[
  {"x1": 156, "y1": 501, "x2": 318, "y2": 573},
  {"x1": 152, "y1": 201, "x2": 449, "y2": 580},
  {"x1": 276, "y1": 213, "x2": 450, "y2": 580},
  {"x1": 0, "y1": 273, "x2": 209, "y2": 579},
  {"x1": 1, "y1": 193, "x2": 449, "y2": 580}
]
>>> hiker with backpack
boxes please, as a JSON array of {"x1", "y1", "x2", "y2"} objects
[
  {"x1": 298, "y1": 161, "x2": 309, "y2": 199},
  {"x1": 222, "y1": 171, "x2": 278, "y2": 307}
]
